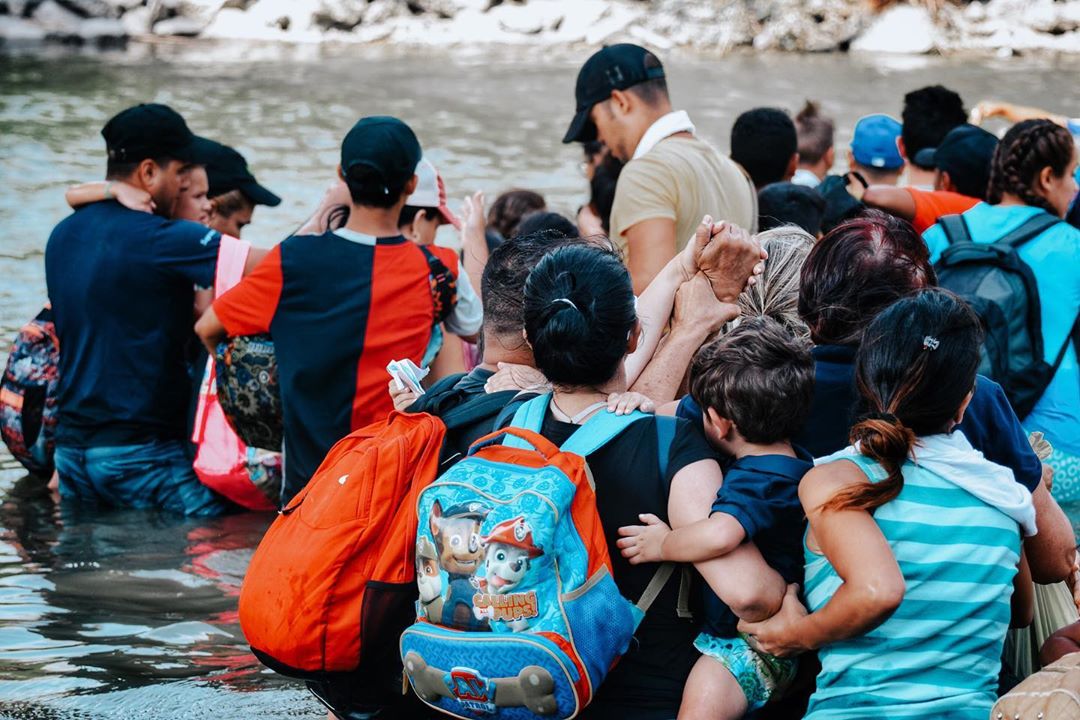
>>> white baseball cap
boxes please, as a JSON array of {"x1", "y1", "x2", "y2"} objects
[{"x1": 406, "y1": 157, "x2": 460, "y2": 229}]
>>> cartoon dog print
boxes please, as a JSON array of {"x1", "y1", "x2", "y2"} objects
[
  {"x1": 474, "y1": 516, "x2": 544, "y2": 630},
  {"x1": 415, "y1": 535, "x2": 443, "y2": 621},
  {"x1": 430, "y1": 500, "x2": 489, "y2": 630}
]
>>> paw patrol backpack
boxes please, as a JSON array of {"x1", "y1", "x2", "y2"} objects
[{"x1": 401, "y1": 394, "x2": 676, "y2": 720}]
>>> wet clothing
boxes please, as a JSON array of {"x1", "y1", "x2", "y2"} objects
[
  {"x1": 55, "y1": 440, "x2": 226, "y2": 517},
  {"x1": 45, "y1": 201, "x2": 221, "y2": 448},
  {"x1": 499, "y1": 410, "x2": 715, "y2": 720},
  {"x1": 804, "y1": 450, "x2": 1021, "y2": 718},
  {"x1": 925, "y1": 204, "x2": 1080, "y2": 459},
  {"x1": 213, "y1": 228, "x2": 458, "y2": 501},
  {"x1": 703, "y1": 450, "x2": 812, "y2": 637}
]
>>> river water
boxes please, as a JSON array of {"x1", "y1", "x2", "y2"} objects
[{"x1": 2, "y1": 42, "x2": 1080, "y2": 719}]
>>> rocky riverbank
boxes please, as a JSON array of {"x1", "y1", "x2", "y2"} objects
[{"x1": 1, "y1": 0, "x2": 1079, "y2": 55}]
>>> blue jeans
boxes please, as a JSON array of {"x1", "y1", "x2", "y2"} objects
[{"x1": 54, "y1": 440, "x2": 230, "y2": 517}]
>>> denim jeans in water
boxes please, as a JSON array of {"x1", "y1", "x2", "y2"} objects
[{"x1": 54, "y1": 439, "x2": 230, "y2": 517}]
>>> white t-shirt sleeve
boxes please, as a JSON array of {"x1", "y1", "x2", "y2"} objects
[{"x1": 444, "y1": 265, "x2": 483, "y2": 337}]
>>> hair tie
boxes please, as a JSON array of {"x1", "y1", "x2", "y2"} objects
[
  {"x1": 922, "y1": 335, "x2": 940, "y2": 351},
  {"x1": 551, "y1": 298, "x2": 578, "y2": 312},
  {"x1": 863, "y1": 411, "x2": 899, "y2": 424}
]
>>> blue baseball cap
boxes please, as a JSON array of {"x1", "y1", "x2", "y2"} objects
[{"x1": 851, "y1": 114, "x2": 904, "y2": 170}]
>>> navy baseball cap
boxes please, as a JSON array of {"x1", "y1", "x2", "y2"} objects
[
  {"x1": 851, "y1": 114, "x2": 904, "y2": 170},
  {"x1": 196, "y1": 138, "x2": 282, "y2": 207},
  {"x1": 914, "y1": 124, "x2": 998, "y2": 195},
  {"x1": 563, "y1": 43, "x2": 666, "y2": 144},
  {"x1": 340, "y1": 116, "x2": 422, "y2": 191},
  {"x1": 101, "y1": 103, "x2": 209, "y2": 165}
]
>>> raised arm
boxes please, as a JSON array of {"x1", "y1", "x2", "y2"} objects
[
  {"x1": 862, "y1": 185, "x2": 917, "y2": 223},
  {"x1": 738, "y1": 461, "x2": 906, "y2": 656},
  {"x1": 65, "y1": 180, "x2": 154, "y2": 213},
  {"x1": 629, "y1": 220, "x2": 762, "y2": 400},
  {"x1": 459, "y1": 191, "x2": 489, "y2": 302},
  {"x1": 624, "y1": 218, "x2": 678, "y2": 295}
]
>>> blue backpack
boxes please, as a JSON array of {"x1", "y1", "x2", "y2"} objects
[{"x1": 400, "y1": 394, "x2": 675, "y2": 719}]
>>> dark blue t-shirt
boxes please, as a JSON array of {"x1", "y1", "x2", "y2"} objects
[
  {"x1": 702, "y1": 449, "x2": 812, "y2": 636},
  {"x1": 678, "y1": 345, "x2": 1043, "y2": 492},
  {"x1": 45, "y1": 201, "x2": 220, "y2": 447}
]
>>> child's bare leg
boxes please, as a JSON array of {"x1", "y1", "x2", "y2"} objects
[{"x1": 677, "y1": 655, "x2": 748, "y2": 720}]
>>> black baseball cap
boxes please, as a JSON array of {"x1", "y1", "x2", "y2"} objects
[
  {"x1": 196, "y1": 138, "x2": 282, "y2": 207},
  {"x1": 562, "y1": 43, "x2": 666, "y2": 144},
  {"x1": 101, "y1": 103, "x2": 209, "y2": 165},
  {"x1": 914, "y1": 124, "x2": 998, "y2": 197},
  {"x1": 340, "y1": 116, "x2": 422, "y2": 191}
]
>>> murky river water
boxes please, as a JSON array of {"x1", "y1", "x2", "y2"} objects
[{"x1": 1, "y1": 42, "x2": 1079, "y2": 719}]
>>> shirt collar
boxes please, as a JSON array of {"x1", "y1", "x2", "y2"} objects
[
  {"x1": 332, "y1": 228, "x2": 408, "y2": 246},
  {"x1": 811, "y1": 344, "x2": 857, "y2": 364},
  {"x1": 730, "y1": 447, "x2": 815, "y2": 478},
  {"x1": 632, "y1": 110, "x2": 696, "y2": 160},
  {"x1": 333, "y1": 228, "x2": 377, "y2": 245}
]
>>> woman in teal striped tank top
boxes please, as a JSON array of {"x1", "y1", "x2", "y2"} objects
[{"x1": 741, "y1": 289, "x2": 1035, "y2": 718}]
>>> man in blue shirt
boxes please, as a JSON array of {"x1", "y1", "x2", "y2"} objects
[{"x1": 45, "y1": 103, "x2": 228, "y2": 516}]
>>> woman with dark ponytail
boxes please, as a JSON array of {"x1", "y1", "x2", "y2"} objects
[
  {"x1": 506, "y1": 243, "x2": 787, "y2": 719},
  {"x1": 923, "y1": 119, "x2": 1080, "y2": 501},
  {"x1": 740, "y1": 289, "x2": 1035, "y2": 719}
]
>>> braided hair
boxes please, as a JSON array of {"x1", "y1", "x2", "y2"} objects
[{"x1": 987, "y1": 119, "x2": 1075, "y2": 215}]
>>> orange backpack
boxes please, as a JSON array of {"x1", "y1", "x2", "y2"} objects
[{"x1": 238, "y1": 411, "x2": 445, "y2": 678}]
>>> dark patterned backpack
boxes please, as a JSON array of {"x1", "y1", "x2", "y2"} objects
[
  {"x1": 215, "y1": 334, "x2": 283, "y2": 451},
  {"x1": 1, "y1": 305, "x2": 59, "y2": 476}
]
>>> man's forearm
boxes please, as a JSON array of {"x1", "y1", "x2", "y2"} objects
[{"x1": 630, "y1": 325, "x2": 711, "y2": 403}]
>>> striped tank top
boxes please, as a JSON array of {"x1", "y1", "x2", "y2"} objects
[{"x1": 803, "y1": 452, "x2": 1021, "y2": 719}]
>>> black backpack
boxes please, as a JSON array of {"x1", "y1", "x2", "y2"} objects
[{"x1": 936, "y1": 212, "x2": 1079, "y2": 419}]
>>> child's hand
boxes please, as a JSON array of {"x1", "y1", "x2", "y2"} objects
[
  {"x1": 738, "y1": 584, "x2": 809, "y2": 658},
  {"x1": 617, "y1": 513, "x2": 672, "y2": 564},
  {"x1": 606, "y1": 392, "x2": 655, "y2": 416},
  {"x1": 388, "y1": 378, "x2": 418, "y2": 412}
]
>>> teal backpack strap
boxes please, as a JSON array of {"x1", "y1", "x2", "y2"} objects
[
  {"x1": 561, "y1": 409, "x2": 650, "y2": 457},
  {"x1": 654, "y1": 415, "x2": 677, "y2": 479},
  {"x1": 502, "y1": 394, "x2": 553, "y2": 450}
]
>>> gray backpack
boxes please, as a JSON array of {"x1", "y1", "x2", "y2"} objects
[{"x1": 936, "y1": 212, "x2": 1079, "y2": 419}]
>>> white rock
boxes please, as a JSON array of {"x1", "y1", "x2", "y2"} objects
[
  {"x1": 583, "y1": 1, "x2": 642, "y2": 44},
  {"x1": 851, "y1": 5, "x2": 936, "y2": 54},
  {"x1": 31, "y1": 0, "x2": 85, "y2": 34},
  {"x1": 628, "y1": 23, "x2": 674, "y2": 50},
  {"x1": 0, "y1": 15, "x2": 47, "y2": 44},
  {"x1": 153, "y1": 15, "x2": 212, "y2": 35},
  {"x1": 312, "y1": 0, "x2": 367, "y2": 30},
  {"x1": 363, "y1": 0, "x2": 403, "y2": 26},
  {"x1": 77, "y1": 16, "x2": 126, "y2": 38},
  {"x1": 121, "y1": 5, "x2": 152, "y2": 33},
  {"x1": 103, "y1": 0, "x2": 145, "y2": 9}
]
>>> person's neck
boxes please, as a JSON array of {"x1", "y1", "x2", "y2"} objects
[
  {"x1": 628, "y1": 104, "x2": 677, "y2": 155},
  {"x1": 730, "y1": 438, "x2": 796, "y2": 460},
  {"x1": 343, "y1": 203, "x2": 403, "y2": 237},
  {"x1": 905, "y1": 166, "x2": 937, "y2": 188},
  {"x1": 478, "y1": 330, "x2": 534, "y2": 372},
  {"x1": 552, "y1": 372, "x2": 626, "y2": 420},
  {"x1": 997, "y1": 192, "x2": 1036, "y2": 209},
  {"x1": 799, "y1": 162, "x2": 828, "y2": 181}
]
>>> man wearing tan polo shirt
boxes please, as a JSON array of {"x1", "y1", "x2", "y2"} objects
[{"x1": 562, "y1": 43, "x2": 757, "y2": 293}]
